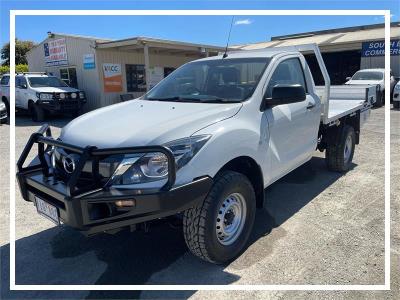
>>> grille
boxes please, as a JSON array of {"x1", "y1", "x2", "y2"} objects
[{"x1": 53, "y1": 147, "x2": 121, "y2": 186}]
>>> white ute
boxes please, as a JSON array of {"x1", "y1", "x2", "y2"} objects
[
  {"x1": 17, "y1": 44, "x2": 371, "y2": 264},
  {"x1": 1, "y1": 72, "x2": 86, "y2": 122}
]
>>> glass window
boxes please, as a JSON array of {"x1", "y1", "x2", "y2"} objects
[
  {"x1": 59, "y1": 68, "x2": 78, "y2": 88},
  {"x1": 144, "y1": 57, "x2": 270, "y2": 103},
  {"x1": 265, "y1": 58, "x2": 307, "y2": 99},
  {"x1": 28, "y1": 76, "x2": 68, "y2": 88},
  {"x1": 126, "y1": 64, "x2": 146, "y2": 92},
  {"x1": 16, "y1": 76, "x2": 27, "y2": 88},
  {"x1": 0, "y1": 76, "x2": 9, "y2": 86}
]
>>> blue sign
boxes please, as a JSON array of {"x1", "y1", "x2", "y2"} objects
[
  {"x1": 44, "y1": 43, "x2": 49, "y2": 57},
  {"x1": 361, "y1": 40, "x2": 400, "y2": 57},
  {"x1": 83, "y1": 54, "x2": 95, "y2": 69}
]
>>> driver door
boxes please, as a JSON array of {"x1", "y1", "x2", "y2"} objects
[{"x1": 264, "y1": 56, "x2": 320, "y2": 181}]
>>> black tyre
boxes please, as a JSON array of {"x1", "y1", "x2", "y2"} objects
[
  {"x1": 183, "y1": 171, "x2": 256, "y2": 264},
  {"x1": 326, "y1": 125, "x2": 356, "y2": 172},
  {"x1": 29, "y1": 102, "x2": 45, "y2": 122},
  {"x1": 394, "y1": 101, "x2": 400, "y2": 110},
  {"x1": 375, "y1": 93, "x2": 383, "y2": 107}
]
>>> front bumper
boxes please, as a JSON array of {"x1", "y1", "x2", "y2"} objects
[
  {"x1": 17, "y1": 125, "x2": 213, "y2": 235},
  {"x1": 37, "y1": 98, "x2": 86, "y2": 112}
]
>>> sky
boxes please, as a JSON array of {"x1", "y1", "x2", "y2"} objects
[{"x1": 0, "y1": 0, "x2": 399, "y2": 48}]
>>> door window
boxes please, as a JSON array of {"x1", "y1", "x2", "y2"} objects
[
  {"x1": 0, "y1": 75, "x2": 10, "y2": 86},
  {"x1": 59, "y1": 68, "x2": 78, "y2": 88},
  {"x1": 266, "y1": 57, "x2": 307, "y2": 99},
  {"x1": 16, "y1": 76, "x2": 27, "y2": 88}
]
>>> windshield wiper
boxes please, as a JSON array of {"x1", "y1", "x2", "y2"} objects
[
  {"x1": 146, "y1": 96, "x2": 239, "y2": 103},
  {"x1": 197, "y1": 96, "x2": 239, "y2": 103}
]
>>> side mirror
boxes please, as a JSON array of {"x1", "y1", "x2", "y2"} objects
[
  {"x1": 346, "y1": 77, "x2": 351, "y2": 81},
  {"x1": 261, "y1": 84, "x2": 306, "y2": 110}
]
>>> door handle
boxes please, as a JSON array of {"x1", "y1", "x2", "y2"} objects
[{"x1": 306, "y1": 102, "x2": 316, "y2": 110}]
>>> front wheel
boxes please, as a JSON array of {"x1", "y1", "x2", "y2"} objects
[
  {"x1": 29, "y1": 102, "x2": 45, "y2": 122},
  {"x1": 326, "y1": 125, "x2": 356, "y2": 172},
  {"x1": 183, "y1": 171, "x2": 256, "y2": 264},
  {"x1": 394, "y1": 101, "x2": 400, "y2": 110}
]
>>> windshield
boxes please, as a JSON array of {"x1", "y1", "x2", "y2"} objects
[
  {"x1": 352, "y1": 71, "x2": 383, "y2": 81},
  {"x1": 28, "y1": 76, "x2": 69, "y2": 88},
  {"x1": 143, "y1": 57, "x2": 270, "y2": 103}
]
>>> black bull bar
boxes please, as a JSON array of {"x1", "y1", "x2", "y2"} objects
[{"x1": 15, "y1": 124, "x2": 212, "y2": 235}]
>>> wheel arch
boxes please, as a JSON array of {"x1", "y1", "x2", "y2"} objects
[{"x1": 217, "y1": 156, "x2": 264, "y2": 208}]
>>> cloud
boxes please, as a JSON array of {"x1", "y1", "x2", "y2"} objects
[{"x1": 234, "y1": 19, "x2": 253, "y2": 26}]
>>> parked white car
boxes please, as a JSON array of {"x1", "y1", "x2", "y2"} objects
[
  {"x1": 0, "y1": 73, "x2": 86, "y2": 122},
  {"x1": 17, "y1": 45, "x2": 371, "y2": 264},
  {"x1": 393, "y1": 81, "x2": 400, "y2": 109},
  {"x1": 345, "y1": 68, "x2": 396, "y2": 107}
]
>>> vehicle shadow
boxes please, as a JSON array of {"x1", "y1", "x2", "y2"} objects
[
  {"x1": 1, "y1": 156, "x2": 355, "y2": 299},
  {"x1": 15, "y1": 114, "x2": 72, "y2": 128}
]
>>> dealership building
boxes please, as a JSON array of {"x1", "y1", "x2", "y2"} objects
[
  {"x1": 27, "y1": 33, "x2": 226, "y2": 110},
  {"x1": 27, "y1": 22, "x2": 400, "y2": 110},
  {"x1": 235, "y1": 22, "x2": 400, "y2": 85}
]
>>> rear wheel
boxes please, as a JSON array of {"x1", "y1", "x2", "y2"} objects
[
  {"x1": 394, "y1": 101, "x2": 400, "y2": 109},
  {"x1": 29, "y1": 102, "x2": 45, "y2": 122},
  {"x1": 183, "y1": 171, "x2": 256, "y2": 264},
  {"x1": 326, "y1": 125, "x2": 355, "y2": 172}
]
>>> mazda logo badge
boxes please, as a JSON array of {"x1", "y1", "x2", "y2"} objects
[{"x1": 62, "y1": 154, "x2": 78, "y2": 174}]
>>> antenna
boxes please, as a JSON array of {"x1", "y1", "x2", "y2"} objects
[{"x1": 223, "y1": 16, "x2": 235, "y2": 58}]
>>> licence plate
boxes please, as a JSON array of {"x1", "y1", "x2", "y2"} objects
[{"x1": 35, "y1": 196, "x2": 60, "y2": 225}]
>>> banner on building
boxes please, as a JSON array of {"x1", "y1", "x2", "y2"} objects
[
  {"x1": 83, "y1": 54, "x2": 95, "y2": 69},
  {"x1": 361, "y1": 40, "x2": 400, "y2": 57},
  {"x1": 44, "y1": 38, "x2": 68, "y2": 66},
  {"x1": 103, "y1": 63, "x2": 123, "y2": 93}
]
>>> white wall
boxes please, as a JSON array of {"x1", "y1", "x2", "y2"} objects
[{"x1": 26, "y1": 35, "x2": 101, "y2": 111}]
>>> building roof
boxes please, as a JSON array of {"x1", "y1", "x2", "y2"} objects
[
  {"x1": 95, "y1": 36, "x2": 228, "y2": 54},
  {"x1": 235, "y1": 22, "x2": 400, "y2": 50},
  {"x1": 29, "y1": 33, "x2": 227, "y2": 56}
]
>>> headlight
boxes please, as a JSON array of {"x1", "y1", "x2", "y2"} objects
[
  {"x1": 59, "y1": 93, "x2": 66, "y2": 99},
  {"x1": 395, "y1": 84, "x2": 400, "y2": 91},
  {"x1": 79, "y1": 91, "x2": 85, "y2": 99},
  {"x1": 116, "y1": 152, "x2": 169, "y2": 185},
  {"x1": 0, "y1": 102, "x2": 5, "y2": 110},
  {"x1": 39, "y1": 93, "x2": 53, "y2": 100},
  {"x1": 71, "y1": 92, "x2": 77, "y2": 99},
  {"x1": 164, "y1": 135, "x2": 211, "y2": 169},
  {"x1": 112, "y1": 135, "x2": 211, "y2": 186}
]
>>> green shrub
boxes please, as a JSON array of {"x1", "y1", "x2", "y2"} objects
[{"x1": 0, "y1": 64, "x2": 29, "y2": 75}]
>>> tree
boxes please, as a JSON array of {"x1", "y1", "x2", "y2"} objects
[{"x1": 1, "y1": 39, "x2": 35, "y2": 66}]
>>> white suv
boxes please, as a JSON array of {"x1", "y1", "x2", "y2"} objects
[{"x1": 0, "y1": 73, "x2": 86, "y2": 122}]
